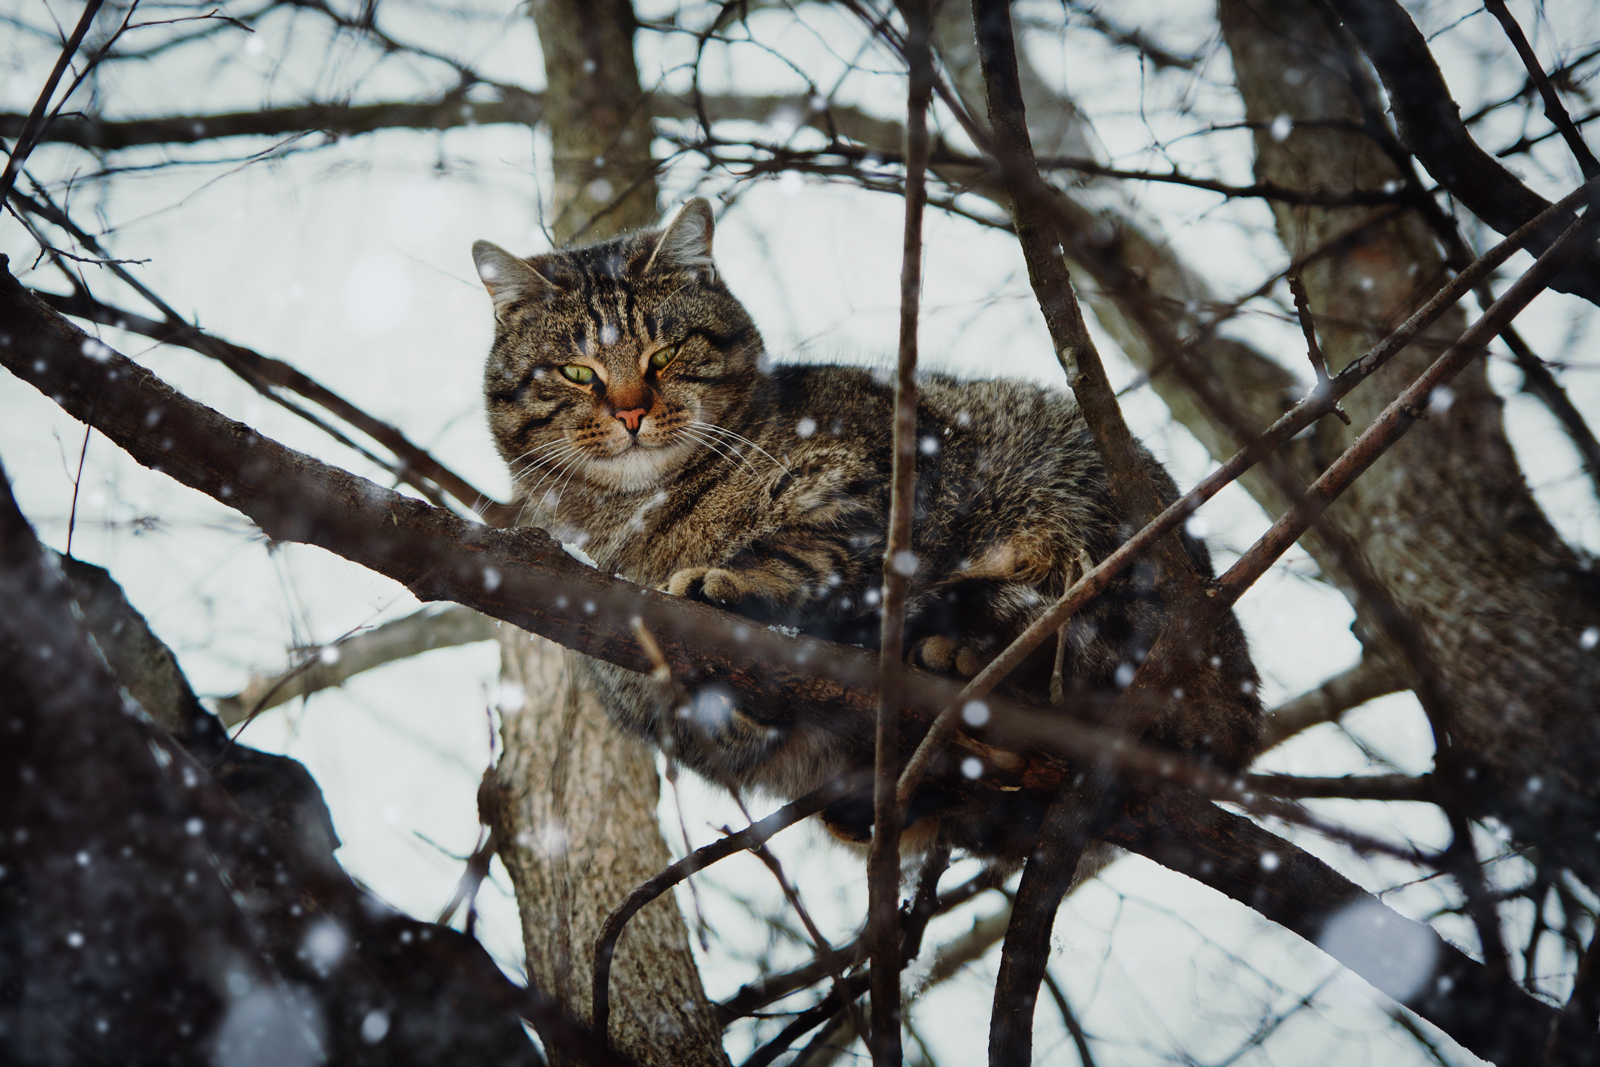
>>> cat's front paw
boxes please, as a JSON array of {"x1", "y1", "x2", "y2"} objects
[
  {"x1": 913, "y1": 634, "x2": 992, "y2": 678},
  {"x1": 665, "y1": 566, "x2": 744, "y2": 604}
]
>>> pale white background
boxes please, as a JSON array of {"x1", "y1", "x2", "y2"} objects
[{"x1": 2, "y1": 0, "x2": 1597, "y2": 1062}]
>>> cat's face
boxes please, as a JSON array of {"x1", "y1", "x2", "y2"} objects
[{"x1": 474, "y1": 199, "x2": 764, "y2": 500}]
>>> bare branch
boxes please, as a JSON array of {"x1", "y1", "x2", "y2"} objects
[
  {"x1": 867, "y1": 3, "x2": 932, "y2": 1061},
  {"x1": 214, "y1": 604, "x2": 498, "y2": 726},
  {"x1": 1244, "y1": 773, "x2": 1435, "y2": 802},
  {"x1": 1287, "y1": 274, "x2": 1349, "y2": 424},
  {"x1": 1482, "y1": 0, "x2": 1600, "y2": 179},
  {"x1": 1102, "y1": 789, "x2": 1563, "y2": 1067},
  {"x1": 1492, "y1": 318, "x2": 1600, "y2": 506},
  {"x1": 1323, "y1": 0, "x2": 1600, "y2": 306},
  {"x1": 0, "y1": 0, "x2": 106, "y2": 204},
  {"x1": 16, "y1": 191, "x2": 513, "y2": 523},
  {"x1": 592, "y1": 786, "x2": 843, "y2": 1043},
  {"x1": 1260, "y1": 656, "x2": 1409, "y2": 749},
  {"x1": 1209, "y1": 209, "x2": 1599, "y2": 622}
]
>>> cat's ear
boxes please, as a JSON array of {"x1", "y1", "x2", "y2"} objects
[
  {"x1": 472, "y1": 241, "x2": 552, "y2": 317},
  {"x1": 644, "y1": 198, "x2": 715, "y2": 275}
]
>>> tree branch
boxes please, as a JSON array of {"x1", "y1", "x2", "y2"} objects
[
  {"x1": 15, "y1": 204, "x2": 513, "y2": 525},
  {"x1": 1102, "y1": 789, "x2": 1564, "y2": 1067},
  {"x1": 0, "y1": 454, "x2": 622, "y2": 1067},
  {"x1": 867, "y1": 3, "x2": 932, "y2": 1061},
  {"x1": 591, "y1": 786, "x2": 843, "y2": 1042},
  {"x1": 1260, "y1": 656, "x2": 1410, "y2": 749},
  {"x1": 214, "y1": 604, "x2": 498, "y2": 725},
  {"x1": 1482, "y1": 0, "x2": 1600, "y2": 180},
  {"x1": 0, "y1": 0, "x2": 106, "y2": 203}
]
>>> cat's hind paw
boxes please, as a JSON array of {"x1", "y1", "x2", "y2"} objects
[{"x1": 665, "y1": 566, "x2": 744, "y2": 604}]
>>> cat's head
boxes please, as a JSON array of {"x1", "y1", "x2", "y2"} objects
[{"x1": 473, "y1": 198, "x2": 764, "y2": 500}]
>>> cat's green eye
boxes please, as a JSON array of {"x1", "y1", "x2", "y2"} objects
[
  {"x1": 560, "y1": 364, "x2": 595, "y2": 385},
  {"x1": 649, "y1": 345, "x2": 680, "y2": 371}
]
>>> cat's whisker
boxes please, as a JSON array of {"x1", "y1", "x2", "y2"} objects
[
  {"x1": 549, "y1": 450, "x2": 594, "y2": 512},
  {"x1": 680, "y1": 428, "x2": 761, "y2": 481},
  {"x1": 509, "y1": 437, "x2": 580, "y2": 469},
  {"x1": 682, "y1": 425, "x2": 763, "y2": 478},
  {"x1": 512, "y1": 444, "x2": 583, "y2": 489},
  {"x1": 676, "y1": 428, "x2": 742, "y2": 472},
  {"x1": 516, "y1": 444, "x2": 587, "y2": 505},
  {"x1": 691, "y1": 420, "x2": 791, "y2": 477}
]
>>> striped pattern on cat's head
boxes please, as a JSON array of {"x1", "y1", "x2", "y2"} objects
[{"x1": 473, "y1": 198, "x2": 766, "y2": 503}]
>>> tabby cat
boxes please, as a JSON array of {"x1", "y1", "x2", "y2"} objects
[{"x1": 473, "y1": 199, "x2": 1261, "y2": 858}]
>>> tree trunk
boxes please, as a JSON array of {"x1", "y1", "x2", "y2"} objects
[
  {"x1": 1217, "y1": 0, "x2": 1600, "y2": 877},
  {"x1": 489, "y1": 2, "x2": 729, "y2": 1064},
  {"x1": 494, "y1": 633, "x2": 725, "y2": 1066}
]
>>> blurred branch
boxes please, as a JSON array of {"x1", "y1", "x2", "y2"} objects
[
  {"x1": 1547, "y1": 920, "x2": 1600, "y2": 1062},
  {"x1": 0, "y1": 90, "x2": 546, "y2": 148},
  {"x1": 1492, "y1": 319, "x2": 1600, "y2": 504},
  {"x1": 0, "y1": 89, "x2": 906, "y2": 153},
  {"x1": 0, "y1": 458, "x2": 614, "y2": 1067},
  {"x1": 1040, "y1": 969, "x2": 1096, "y2": 1067},
  {"x1": 1463, "y1": 44, "x2": 1600, "y2": 126},
  {"x1": 214, "y1": 604, "x2": 498, "y2": 726},
  {"x1": 1245, "y1": 773, "x2": 1435, "y2": 802},
  {"x1": 1059, "y1": 1, "x2": 1197, "y2": 70}
]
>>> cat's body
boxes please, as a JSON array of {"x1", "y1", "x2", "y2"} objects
[{"x1": 474, "y1": 200, "x2": 1261, "y2": 858}]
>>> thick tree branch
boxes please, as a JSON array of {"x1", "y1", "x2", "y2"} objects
[{"x1": 0, "y1": 457, "x2": 621, "y2": 1067}]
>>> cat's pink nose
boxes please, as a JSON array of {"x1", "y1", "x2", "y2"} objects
[{"x1": 614, "y1": 408, "x2": 647, "y2": 433}]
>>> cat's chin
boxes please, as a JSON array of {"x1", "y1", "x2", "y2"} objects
[{"x1": 584, "y1": 442, "x2": 694, "y2": 493}]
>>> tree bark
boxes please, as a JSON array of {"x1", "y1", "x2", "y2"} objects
[
  {"x1": 1218, "y1": 0, "x2": 1600, "y2": 878},
  {"x1": 492, "y1": 3, "x2": 728, "y2": 1064}
]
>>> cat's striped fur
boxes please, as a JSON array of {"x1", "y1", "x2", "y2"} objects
[{"x1": 473, "y1": 199, "x2": 1261, "y2": 858}]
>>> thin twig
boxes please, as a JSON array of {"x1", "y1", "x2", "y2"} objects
[
  {"x1": 1040, "y1": 969, "x2": 1096, "y2": 1067},
  {"x1": 0, "y1": 0, "x2": 107, "y2": 204},
  {"x1": 868, "y1": 2, "x2": 932, "y2": 1063},
  {"x1": 1483, "y1": 0, "x2": 1600, "y2": 180},
  {"x1": 14, "y1": 192, "x2": 512, "y2": 524},
  {"x1": 1287, "y1": 274, "x2": 1349, "y2": 424},
  {"x1": 591, "y1": 785, "x2": 842, "y2": 1044}
]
